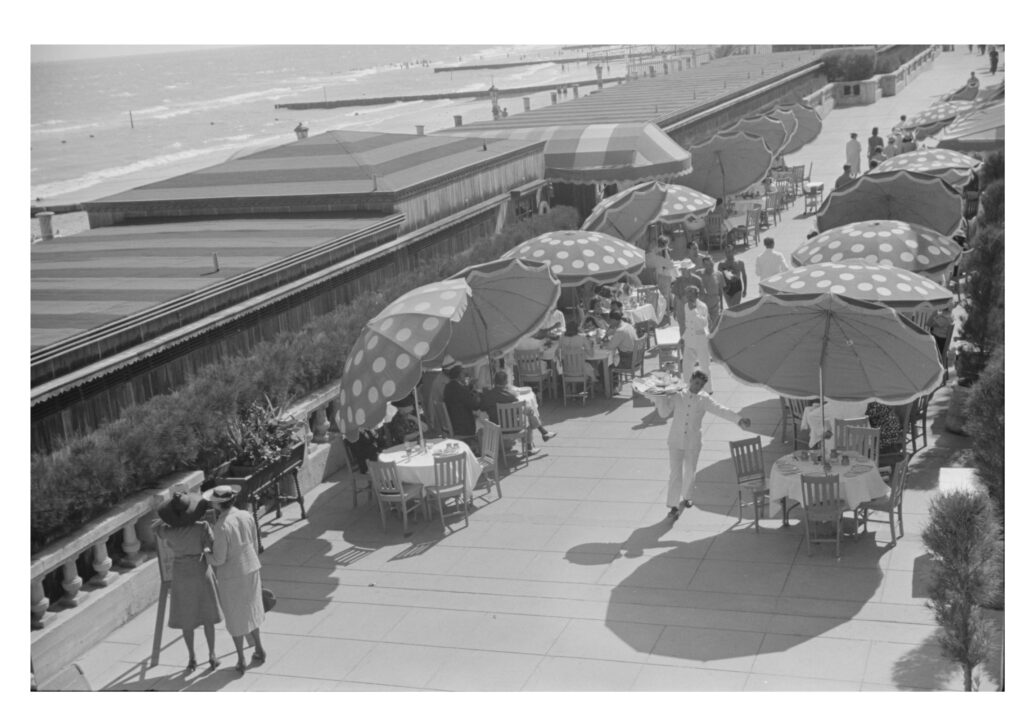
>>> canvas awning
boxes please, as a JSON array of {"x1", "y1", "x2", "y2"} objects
[{"x1": 441, "y1": 122, "x2": 692, "y2": 185}]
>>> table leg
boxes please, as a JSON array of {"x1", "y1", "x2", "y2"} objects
[{"x1": 601, "y1": 358, "x2": 612, "y2": 399}]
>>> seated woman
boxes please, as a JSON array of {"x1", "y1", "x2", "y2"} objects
[
  {"x1": 387, "y1": 394, "x2": 435, "y2": 444},
  {"x1": 558, "y1": 320, "x2": 599, "y2": 384},
  {"x1": 866, "y1": 401, "x2": 904, "y2": 469}
]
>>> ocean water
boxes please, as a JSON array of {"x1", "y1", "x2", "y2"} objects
[{"x1": 31, "y1": 44, "x2": 607, "y2": 204}]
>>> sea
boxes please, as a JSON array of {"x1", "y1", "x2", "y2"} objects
[{"x1": 31, "y1": 44, "x2": 619, "y2": 207}]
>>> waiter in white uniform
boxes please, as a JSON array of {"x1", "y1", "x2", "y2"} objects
[
  {"x1": 653, "y1": 369, "x2": 751, "y2": 519},
  {"x1": 678, "y1": 286, "x2": 714, "y2": 392}
]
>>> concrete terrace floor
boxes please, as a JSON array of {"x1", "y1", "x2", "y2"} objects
[{"x1": 75, "y1": 48, "x2": 1003, "y2": 693}]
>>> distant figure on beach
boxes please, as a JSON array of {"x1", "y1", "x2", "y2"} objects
[
  {"x1": 845, "y1": 133, "x2": 862, "y2": 175},
  {"x1": 989, "y1": 47, "x2": 999, "y2": 74},
  {"x1": 967, "y1": 71, "x2": 980, "y2": 89}
]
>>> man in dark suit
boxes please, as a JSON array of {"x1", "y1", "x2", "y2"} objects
[{"x1": 442, "y1": 364, "x2": 483, "y2": 452}]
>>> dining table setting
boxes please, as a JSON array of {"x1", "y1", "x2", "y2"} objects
[
  {"x1": 378, "y1": 437, "x2": 482, "y2": 501},
  {"x1": 768, "y1": 448, "x2": 889, "y2": 526}
]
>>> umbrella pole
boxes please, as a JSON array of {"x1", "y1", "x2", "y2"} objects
[
  {"x1": 413, "y1": 384, "x2": 425, "y2": 450},
  {"x1": 819, "y1": 311, "x2": 831, "y2": 461}
]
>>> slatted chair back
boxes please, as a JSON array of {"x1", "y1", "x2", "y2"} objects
[
  {"x1": 729, "y1": 437, "x2": 766, "y2": 486},
  {"x1": 846, "y1": 426, "x2": 880, "y2": 464},
  {"x1": 704, "y1": 213, "x2": 728, "y2": 250},
  {"x1": 743, "y1": 206, "x2": 761, "y2": 245},
  {"x1": 636, "y1": 285, "x2": 660, "y2": 307},
  {"x1": 514, "y1": 349, "x2": 555, "y2": 400},
  {"x1": 431, "y1": 451, "x2": 467, "y2": 493},
  {"x1": 560, "y1": 348, "x2": 593, "y2": 405},
  {"x1": 790, "y1": 164, "x2": 806, "y2": 189},
  {"x1": 800, "y1": 473, "x2": 845, "y2": 557},
  {"x1": 782, "y1": 397, "x2": 815, "y2": 449},
  {"x1": 368, "y1": 459, "x2": 404, "y2": 498},
  {"x1": 834, "y1": 416, "x2": 870, "y2": 450},
  {"x1": 496, "y1": 400, "x2": 528, "y2": 434},
  {"x1": 476, "y1": 419, "x2": 503, "y2": 497},
  {"x1": 906, "y1": 393, "x2": 932, "y2": 452},
  {"x1": 889, "y1": 455, "x2": 909, "y2": 513}
]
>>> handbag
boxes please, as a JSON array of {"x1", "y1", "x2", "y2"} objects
[{"x1": 261, "y1": 587, "x2": 277, "y2": 612}]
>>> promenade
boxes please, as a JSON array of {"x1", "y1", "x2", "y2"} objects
[{"x1": 72, "y1": 48, "x2": 1002, "y2": 693}]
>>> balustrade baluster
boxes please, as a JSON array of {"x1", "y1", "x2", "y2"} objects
[
  {"x1": 311, "y1": 407, "x2": 330, "y2": 443},
  {"x1": 121, "y1": 521, "x2": 143, "y2": 568},
  {"x1": 31, "y1": 577, "x2": 50, "y2": 629},
  {"x1": 60, "y1": 560, "x2": 82, "y2": 607},
  {"x1": 90, "y1": 538, "x2": 113, "y2": 587}
]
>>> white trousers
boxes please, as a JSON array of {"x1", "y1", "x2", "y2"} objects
[
  {"x1": 666, "y1": 445, "x2": 700, "y2": 508},
  {"x1": 681, "y1": 334, "x2": 711, "y2": 387}
]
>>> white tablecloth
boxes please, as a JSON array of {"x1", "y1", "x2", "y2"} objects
[
  {"x1": 768, "y1": 451, "x2": 888, "y2": 517},
  {"x1": 801, "y1": 400, "x2": 869, "y2": 448},
  {"x1": 379, "y1": 438, "x2": 481, "y2": 499}
]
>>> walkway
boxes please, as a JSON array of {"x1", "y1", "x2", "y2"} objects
[{"x1": 72, "y1": 48, "x2": 1002, "y2": 693}]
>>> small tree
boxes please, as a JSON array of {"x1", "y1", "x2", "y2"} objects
[
  {"x1": 957, "y1": 226, "x2": 1004, "y2": 382},
  {"x1": 921, "y1": 491, "x2": 1002, "y2": 691},
  {"x1": 979, "y1": 150, "x2": 1004, "y2": 188},
  {"x1": 965, "y1": 347, "x2": 1004, "y2": 510}
]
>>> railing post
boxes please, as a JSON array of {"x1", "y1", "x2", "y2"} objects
[
  {"x1": 89, "y1": 539, "x2": 113, "y2": 587},
  {"x1": 311, "y1": 407, "x2": 330, "y2": 443},
  {"x1": 60, "y1": 560, "x2": 82, "y2": 607},
  {"x1": 121, "y1": 521, "x2": 143, "y2": 568},
  {"x1": 31, "y1": 576, "x2": 50, "y2": 629}
]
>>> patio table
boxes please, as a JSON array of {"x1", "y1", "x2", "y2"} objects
[
  {"x1": 768, "y1": 450, "x2": 888, "y2": 524},
  {"x1": 379, "y1": 438, "x2": 481, "y2": 501}
]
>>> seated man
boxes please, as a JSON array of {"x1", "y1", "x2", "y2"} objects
[
  {"x1": 604, "y1": 310, "x2": 638, "y2": 375},
  {"x1": 442, "y1": 364, "x2": 483, "y2": 452},
  {"x1": 387, "y1": 394, "x2": 434, "y2": 444},
  {"x1": 538, "y1": 307, "x2": 566, "y2": 338},
  {"x1": 479, "y1": 369, "x2": 556, "y2": 454}
]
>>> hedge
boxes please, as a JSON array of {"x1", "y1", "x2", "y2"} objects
[
  {"x1": 30, "y1": 206, "x2": 581, "y2": 553},
  {"x1": 821, "y1": 47, "x2": 877, "y2": 82}
]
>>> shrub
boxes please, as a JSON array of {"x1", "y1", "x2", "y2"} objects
[
  {"x1": 979, "y1": 151, "x2": 1004, "y2": 188},
  {"x1": 978, "y1": 179, "x2": 1004, "y2": 228},
  {"x1": 959, "y1": 226, "x2": 1004, "y2": 356},
  {"x1": 965, "y1": 347, "x2": 1004, "y2": 510},
  {"x1": 821, "y1": 47, "x2": 877, "y2": 82},
  {"x1": 30, "y1": 205, "x2": 580, "y2": 553},
  {"x1": 921, "y1": 490, "x2": 1003, "y2": 690}
]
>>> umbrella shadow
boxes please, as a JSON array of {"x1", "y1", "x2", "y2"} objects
[{"x1": 568, "y1": 517, "x2": 885, "y2": 664}]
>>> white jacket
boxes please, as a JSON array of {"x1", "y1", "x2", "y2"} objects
[{"x1": 654, "y1": 390, "x2": 741, "y2": 450}]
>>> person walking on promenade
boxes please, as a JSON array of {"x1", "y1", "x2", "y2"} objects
[
  {"x1": 867, "y1": 127, "x2": 884, "y2": 162},
  {"x1": 653, "y1": 369, "x2": 751, "y2": 519},
  {"x1": 154, "y1": 490, "x2": 222, "y2": 672},
  {"x1": 204, "y1": 485, "x2": 267, "y2": 674},
  {"x1": 677, "y1": 286, "x2": 713, "y2": 392},
  {"x1": 883, "y1": 135, "x2": 900, "y2": 159},
  {"x1": 846, "y1": 133, "x2": 862, "y2": 176},
  {"x1": 718, "y1": 243, "x2": 747, "y2": 308},
  {"x1": 698, "y1": 255, "x2": 725, "y2": 330},
  {"x1": 754, "y1": 237, "x2": 790, "y2": 280},
  {"x1": 989, "y1": 46, "x2": 999, "y2": 74}
]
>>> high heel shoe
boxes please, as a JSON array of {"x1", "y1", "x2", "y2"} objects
[
  {"x1": 252, "y1": 650, "x2": 267, "y2": 665},
  {"x1": 235, "y1": 660, "x2": 246, "y2": 674},
  {"x1": 209, "y1": 657, "x2": 220, "y2": 670},
  {"x1": 186, "y1": 658, "x2": 197, "y2": 673}
]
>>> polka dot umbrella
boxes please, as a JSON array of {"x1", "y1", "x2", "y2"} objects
[
  {"x1": 501, "y1": 230, "x2": 646, "y2": 288},
  {"x1": 580, "y1": 181, "x2": 717, "y2": 244},
  {"x1": 896, "y1": 101, "x2": 976, "y2": 139},
  {"x1": 759, "y1": 262, "x2": 954, "y2": 317},
  {"x1": 868, "y1": 148, "x2": 982, "y2": 189},
  {"x1": 791, "y1": 220, "x2": 962, "y2": 282},
  {"x1": 339, "y1": 258, "x2": 560, "y2": 441},
  {"x1": 816, "y1": 170, "x2": 964, "y2": 236}
]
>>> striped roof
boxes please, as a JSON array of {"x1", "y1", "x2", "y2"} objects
[
  {"x1": 31, "y1": 217, "x2": 390, "y2": 351},
  {"x1": 449, "y1": 50, "x2": 822, "y2": 132},
  {"x1": 90, "y1": 130, "x2": 543, "y2": 205}
]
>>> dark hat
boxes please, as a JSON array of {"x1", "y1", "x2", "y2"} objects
[
  {"x1": 391, "y1": 393, "x2": 415, "y2": 409},
  {"x1": 202, "y1": 484, "x2": 242, "y2": 505},
  {"x1": 157, "y1": 491, "x2": 208, "y2": 527},
  {"x1": 444, "y1": 364, "x2": 464, "y2": 379}
]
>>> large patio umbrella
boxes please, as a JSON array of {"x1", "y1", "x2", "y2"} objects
[
  {"x1": 816, "y1": 170, "x2": 963, "y2": 236},
  {"x1": 766, "y1": 107, "x2": 798, "y2": 155},
  {"x1": 720, "y1": 115, "x2": 790, "y2": 158},
  {"x1": 686, "y1": 132, "x2": 774, "y2": 198},
  {"x1": 759, "y1": 262, "x2": 953, "y2": 315},
  {"x1": 580, "y1": 181, "x2": 716, "y2": 244},
  {"x1": 779, "y1": 103, "x2": 823, "y2": 155},
  {"x1": 934, "y1": 101, "x2": 1004, "y2": 153},
  {"x1": 339, "y1": 258, "x2": 560, "y2": 441},
  {"x1": 897, "y1": 101, "x2": 976, "y2": 139},
  {"x1": 710, "y1": 293, "x2": 943, "y2": 412},
  {"x1": 501, "y1": 230, "x2": 646, "y2": 287},
  {"x1": 868, "y1": 148, "x2": 982, "y2": 189},
  {"x1": 792, "y1": 220, "x2": 962, "y2": 282}
]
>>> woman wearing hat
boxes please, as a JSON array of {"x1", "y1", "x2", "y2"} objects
[
  {"x1": 154, "y1": 490, "x2": 222, "y2": 672},
  {"x1": 203, "y1": 485, "x2": 267, "y2": 674}
]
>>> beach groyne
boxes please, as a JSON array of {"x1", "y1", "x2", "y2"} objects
[{"x1": 274, "y1": 76, "x2": 625, "y2": 111}]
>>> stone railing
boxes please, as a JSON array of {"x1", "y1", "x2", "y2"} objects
[
  {"x1": 877, "y1": 45, "x2": 939, "y2": 97},
  {"x1": 804, "y1": 82, "x2": 837, "y2": 118}
]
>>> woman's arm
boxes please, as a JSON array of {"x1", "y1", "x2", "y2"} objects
[{"x1": 207, "y1": 518, "x2": 229, "y2": 567}]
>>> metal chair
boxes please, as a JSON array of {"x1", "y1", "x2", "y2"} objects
[
  {"x1": 855, "y1": 455, "x2": 909, "y2": 544},
  {"x1": 834, "y1": 416, "x2": 870, "y2": 450},
  {"x1": 426, "y1": 451, "x2": 470, "y2": 530},
  {"x1": 476, "y1": 419, "x2": 503, "y2": 499},
  {"x1": 800, "y1": 473, "x2": 847, "y2": 558},
  {"x1": 846, "y1": 426, "x2": 881, "y2": 465},
  {"x1": 560, "y1": 348, "x2": 594, "y2": 406},
  {"x1": 781, "y1": 397, "x2": 815, "y2": 449},
  {"x1": 514, "y1": 349, "x2": 557, "y2": 402},
  {"x1": 495, "y1": 400, "x2": 530, "y2": 468},
  {"x1": 729, "y1": 437, "x2": 769, "y2": 532},
  {"x1": 368, "y1": 460, "x2": 424, "y2": 535},
  {"x1": 906, "y1": 393, "x2": 932, "y2": 453}
]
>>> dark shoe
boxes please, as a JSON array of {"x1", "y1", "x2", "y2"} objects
[
  {"x1": 683, "y1": 499, "x2": 694, "y2": 509},
  {"x1": 209, "y1": 658, "x2": 220, "y2": 670},
  {"x1": 235, "y1": 661, "x2": 246, "y2": 674},
  {"x1": 542, "y1": 432, "x2": 557, "y2": 443},
  {"x1": 186, "y1": 658, "x2": 197, "y2": 673},
  {"x1": 252, "y1": 650, "x2": 266, "y2": 665},
  {"x1": 668, "y1": 506, "x2": 680, "y2": 520}
]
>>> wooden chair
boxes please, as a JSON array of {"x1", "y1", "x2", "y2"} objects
[
  {"x1": 741, "y1": 205, "x2": 761, "y2": 246},
  {"x1": 761, "y1": 191, "x2": 782, "y2": 227},
  {"x1": 833, "y1": 416, "x2": 870, "y2": 450},
  {"x1": 611, "y1": 335, "x2": 647, "y2": 388},
  {"x1": 729, "y1": 437, "x2": 769, "y2": 532},
  {"x1": 336, "y1": 410, "x2": 374, "y2": 508},
  {"x1": 560, "y1": 348, "x2": 594, "y2": 405},
  {"x1": 367, "y1": 460, "x2": 424, "y2": 535},
  {"x1": 800, "y1": 473, "x2": 847, "y2": 558},
  {"x1": 704, "y1": 213, "x2": 728, "y2": 251},
  {"x1": 803, "y1": 184, "x2": 823, "y2": 214},
  {"x1": 495, "y1": 400, "x2": 530, "y2": 468},
  {"x1": 846, "y1": 426, "x2": 881, "y2": 465},
  {"x1": 426, "y1": 451, "x2": 470, "y2": 530},
  {"x1": 476, "y1": 419, "x2": 503, "y2": 499},
  {"x1": 906, "y1": 393, "x2": 932, "y2": 453},
  {"x1": 635, "y1": 285, "x2": 660, "y2": 307},
  {"x1": 781, "y1": 397, "x2": 814, "y2": 449},
  {"x1": 855, "y1": 455, "x2": 909, "y2": 545},
  {"x1": 789, "y1": 164, "x2": 806, "y2": 194},
  {"x1": 514, "y1": 349, "x2": 557, "y2": 402},
  {"x1": 879, "y1": 403, "x2": 912, "y2": 478}
]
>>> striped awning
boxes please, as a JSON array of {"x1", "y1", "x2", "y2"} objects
[{"x1": 441, "y1": 122, "x2": 692, "y2": 185}]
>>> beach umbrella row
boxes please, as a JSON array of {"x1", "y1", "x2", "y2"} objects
[
  {"x1": 580, "y1": 181, "x2": 716, "y2": 243},
  {"x1": 868, "y1": 148, "x2": 982, "y2": 189},
  {"x1": 934, "y1": 100, "x2": 1004, "y2": 153}
]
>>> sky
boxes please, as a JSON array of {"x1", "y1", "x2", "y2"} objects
[{"x1": 31, "y1": 45, "x2": 226, "y2": 63}]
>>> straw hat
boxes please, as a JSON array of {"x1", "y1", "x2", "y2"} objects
[
  {"x1": 202, "y1": 484, "x2": 242, "y2": 505},
  {"x1": 157, "y1": 491, "x2": 208, "y2": 527}
]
